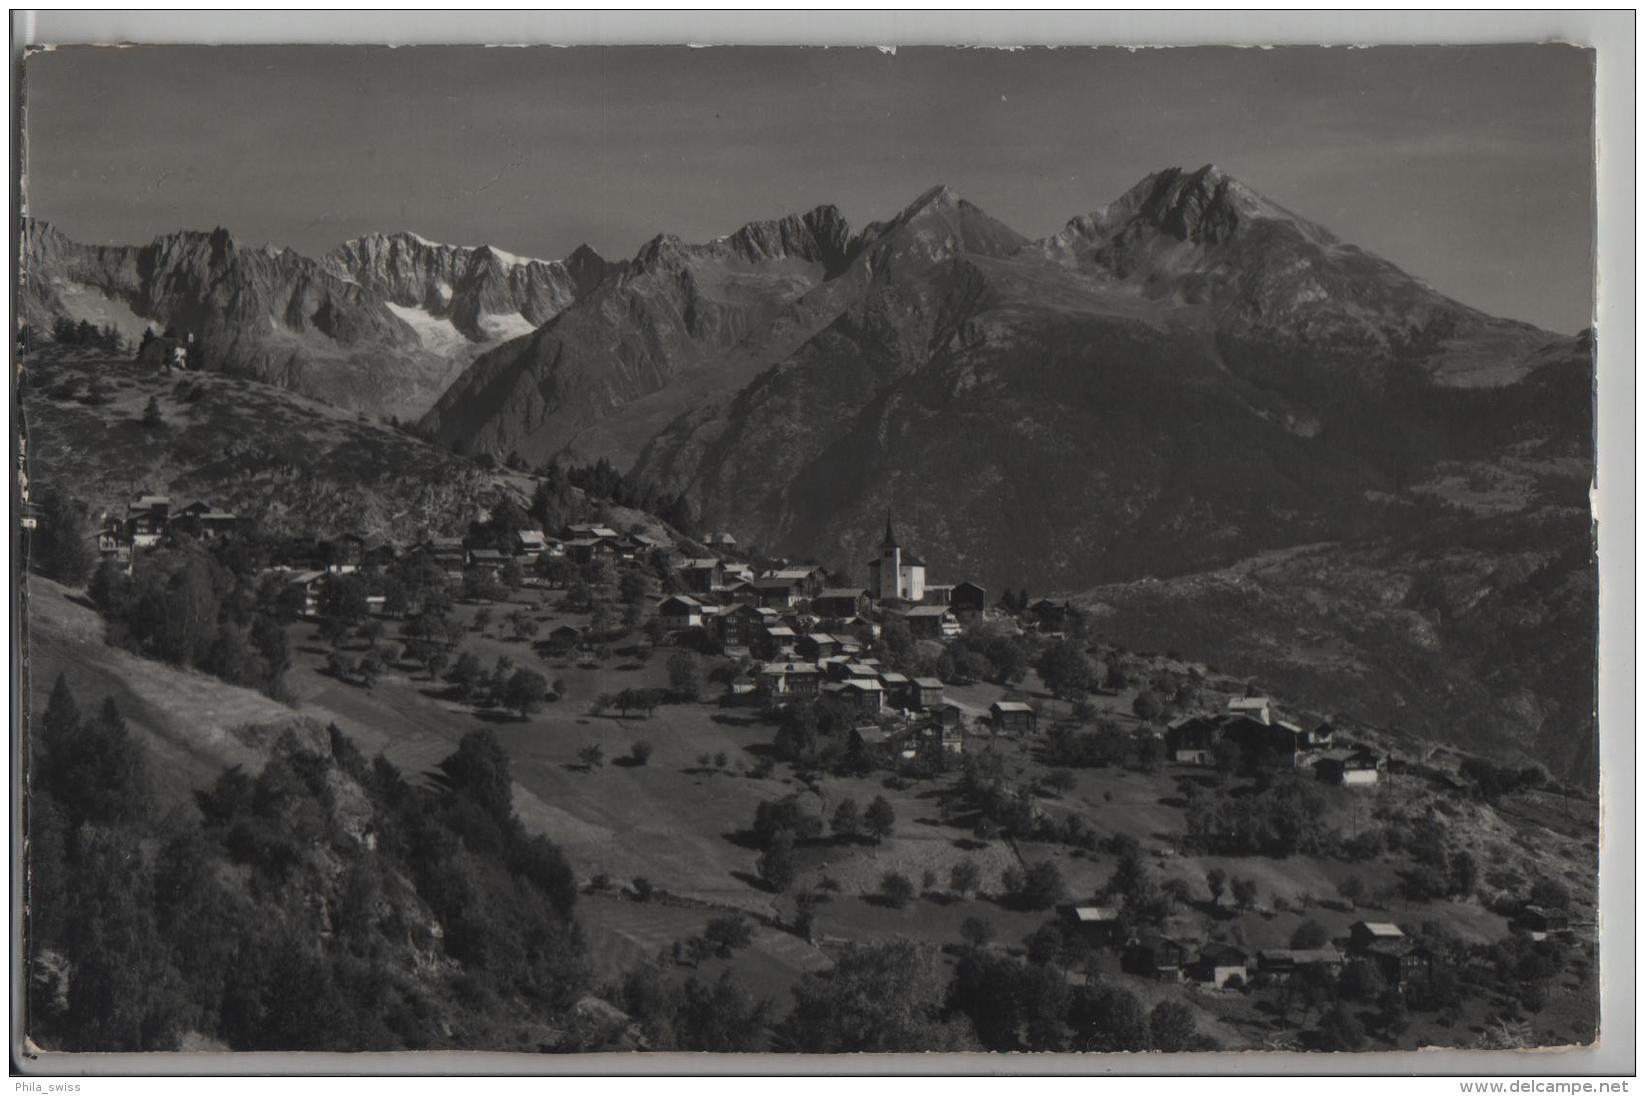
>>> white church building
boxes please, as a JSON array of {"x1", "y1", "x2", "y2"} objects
[{"x1": 867, "y1": 515, "x2": 927, "y2": 603}]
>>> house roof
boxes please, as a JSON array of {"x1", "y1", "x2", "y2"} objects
[
  {"x1": 844, "y1": 679, "x2": 884, "y2": 692},
  {"x1": 992, "y1": 701, "x2": 1035, "y2": 713},
  {"x1": 1198, "y1": 943, "x2": 1248, "y2": 963},
  {"x1": 766, "y1": 626, "x2": 797, "y2": 638},
  {"x1": 1228, "y1": 697, "x2": 1272, "y2": 711},
  {"x1": 802, "y1": 633, "x2": 837, "y2": 645},
  {"x1": 912, "y1": 677, "x2": 944, "y2": 688},
  {"x1": 816, "y1": 588, "x2": 868, "y2": 600},
  {"x1": 468, "y1": 548, "x2": 507, "y2": 561},
  {"x1": 516, "y1": 530, "x2": 548, "y2": 545},
  {"x1": 660, "y1": 595, "x2": 703, "y2": 609},
  {"x1": 682, "y1": 558, "x2": 721, "y2": 570},
  {"x1": 903, "y1": 606, "x2": 951, "y2": 618},
  {"x1": 1071, "y1": 906, "x2": 1121, "y2": 923},
  {"x1": 878, "y1": 672, "x2": 910, "y2": 684},
  {"x1": 287, "y1": 569, "x2": 326, "y2": 585},
  {"x1": 1354, "y1": 921, "x2": 1405, "y2": 938}
]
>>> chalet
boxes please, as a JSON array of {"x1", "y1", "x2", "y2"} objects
[
  {"x1": 911, "y1": 677, "x2": 945, "y2": 710},
  {"x1": 722, "y1": 561, "x2": 756, "y2": 584},
  {"x1": 1348, "y1": 921, "x2": 1406, "y2": 954},
  {"x1": 679, "y1": 558, "x2": 723, "y2": 595},
  {"x1": 753, "y1": 576, "x2": 806, "y2": 610},
  {"x1": 514, "y1": 530, "x2": 550, "y2": 557},
  {"x1": 323, "y1": 533, "x2": 366, "y2": 574},
  {"x1": 623, "y1": 532, "x2": 667, "y2": 562},
  {"x1": 877, "y1": 671, "x2": 912, "y2": 709},
  {"x1": 658, "y1": 595, "x2": 705, "y2": 632},
  {"x1": 1301, "y1": 720, "x2": 1335, "y2": 750},
  {"x1": 841, "y1": 662, "x2": 882, "y2": 681},
  {"x1": 1164, "y1": 715, "x2": 1223, "y2": 765},
  {"x1": 1226, "y1": 696, "x2": 1275, "y2": 725},
  {"x1": 921, "y1": 584, "x2": 954, "y2": 606},
  {"x1": 706, "y1": 531, "x2": 739, "y2": 552},
  {"x1": 712, "y1": 603, "x2": 775, "y2": 649},
  {"x1": 901, "y1": 605, "x2": 958, "y2": 640},
  {"x1": 990, "y1": 700, "x2": 1038, "y2": 735},
  {"x1": 1190, "y1": 943, "x2": 1249, "y2": 988},
  {"x1": 1062, "y1": 905, "x2": 1125, "y2": 947},
  {"x1": 425, "y1": 537, "x2": 466, "y2": 576},
  {"x1": 711, "y1": 577, "x2": 754, "y2": 606},
  {"x1": 1365, "y1": 942, "x2": 1432, "y2": 990},
  {"x1": 1314, "y1": 747, "x2": 1385, "y2": 786},
  {"x1": 177, "y1": 500, "x2": 240, "y2": 539},
  {"x1": 365, "y1": 594, "x2": 388, "y2": 617},
  {"x1": 934, "y1": 702, "x2": 966, "y2": 729},
  {"x1": 796, "y1": 633, "x2": 839, "y2": 661},
  {"x1": 285, "y1": 569, "x2": 328, "y2": 618},
  {"x1": 951, "y1": 581, "x2": 987, "y2": 620},
  {"x1": 833, "y1": 678, "x2": 884, "y2": 716},
  {"x1": 1122, "y1": 936, "x2": 1187, "y2": 982},
  {"x1": 813, "y1": 588, "x2": 871, "y2": 619},
  {"x1": 137, "y1": 329, "x2": 193, "y2": 370},
  {"x1": 758, "y1": 661, "x2": 822, "y2": 700},
  {"x1": 758, "y1": 625, "x2": 799, "y2": 660},
  {"x1": 127, "y1": 495, "x2": 173, "y2": 547},
  {"x1": 566, "y1": 523, "x2": 621, "y2": 542},
  {"x1": 1028, "y1": 598, "x2": 1074, "y2": 632},
  {"x1": 762, "y1": 567, "x2": 826, "y2": 599},
  {"x1": 467, "y1": 547, "x2": 508, "y2": 574},
  {"x1": 1221, "y1": 714, "x2": 1303, "y2": 768},
  {"x1": 95, "y1": 525, "x2": 133, "y2": 569},
  {"x1": 547, "y1": 624, "x2": 584, "y2": 653},
  {"x1": 1519, "y1": 905, "x2": 1571, "y2": 941},
  {"x1": 1255, "y1": 948, "x2": 1345, "y2": 982},
  {"x1": 563, "y1": 537, "x2": 616, "y2": 566},
  {"x1": 361, "y1": 541, "x2": 398, "y2": 571}
]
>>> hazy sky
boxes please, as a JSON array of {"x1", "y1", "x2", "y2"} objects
[{"x1": 24, "y1": 44, "x2": 1595, "y2": 332}]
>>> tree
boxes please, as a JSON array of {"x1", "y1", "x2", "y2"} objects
[
  {"x1": 1206, "y1": 867, "x2": 1227, "y2": 907},
  {"x1": 703, "y1": 915, "x2": 754, "y2": 956},
  {"x1": 1149, "y1": 1000, "x2": 1197, "y2": 1052},
  {"x1": 1290, "y1": 919, "x2": 1331, "y2": 949},
  {"x1": 1230, "y1": 877, "x2": 1258, "y2": 911},
  {"x1": 950, "y1": 859, "x2": 982, "y2": 899},
  {"x1": 1336, "y1": 875, "x2": 1365, "y2": 909},
  {"x1": 960, "y1": 916, "x2": 994, "y2": 949},
  {"x1": 447, "y1": 651, "x2": 483, "y2": 699},
  {"x1": 667, "y1": 651, "x2": 703, "y2": 701},
  {"x1": 830, "y1": 797, "x2": 861, "y2": 841},
  {"x1": 578, "y1": 744, "x2": 604, "y2": 771},
  {"x1": 756, "y1": 830, "x2": 795, "y2": 893},
  {"x1": 503, "y1": 668, "x2": 549, "y2": 718},
  {"x1": 1038, "y1": 639, "x2": 1093, "y2": 705},
  {"x1": 1011, "y1": 860, "x2": 1067, "y2": 911},
  {"x1": 629, "y1": 740, "x2": 653, "y2": 766},
  {"x1": 31, "y1": 490, "x2": 95, "y2": 585},
  {"x1": 878, "y1": 871, "x2": 915, "y2": 909},
  {"x1": 783, "y1": 939, "x2": 967, "y2": 1053},
  {"x1": 864, "y1": 795, "x2": 896, "y2": 845},
  {"x1": 1131, "y1": 689, "x2": 1163, "y2": 725},
  {"x1": 1318, "y1": 1002, "x2": 1366, "y2": 1051},
  {"x1": 1529, "y1": 876, "x2": 1571, "y2": 910}
]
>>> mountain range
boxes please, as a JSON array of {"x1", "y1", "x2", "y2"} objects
[{"x1": 21, "y1": 166, "x2": 1595, "y2": 778}]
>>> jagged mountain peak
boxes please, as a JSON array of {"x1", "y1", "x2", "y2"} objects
[{"x1": 1096, "y1": 164, "x2": 1338, "y2": 250}]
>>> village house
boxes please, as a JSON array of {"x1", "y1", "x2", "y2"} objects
[
  {"x1": 822, "y1": 678, "x2": 884, "y2": 717},
  {"x1": 758, "y1": 661, "x2": 822, "y2": 700},
  {"x1": 867, "y1": 517, "x2": 927, "y2": 603},
  {"x1": 754, "y1": 575, "x2": 806, "y2": 610},
  {"x1": 1314, "y1": 747, "x2": 1385, "y2": 786},
  {"x1": 712, "y1": 603, "x2": 775, "y2": 649},
  {"x1": 921, "y1": 584, "x2": 954, "y2": 606},
  {"x1": 990, "y1": 700, "x2": 1038, "y2": 735},
  {"x1": 467, "y1": 547, "x2": 509, "y2": 574},
  {"x1": 762, "y1": 567, "x2": 826, "y2": 599},
  {"x1": 513, "y1": 529, "x2": 549, "y2": 557},
  {"x1": 1190, "y1": 943, "x2": 1250, "y2": 988},
  {"x1": 813, "y1": 588, "x2": 871, "y2": 619},
  {"x1": 323, "y1": 533, "x2": 366, "y2": 574},
  {"x1": 706, "y1": 531, "x2": 739, "y2": 552},
  {"x1": 758, "y1": 625, "x2": 799, "y2": 660},
  {"x1": 176, "y1": 500, "x2": 240, "y2": 540},
  {"x1": 1122, "y1": 935, "x2": 1187, "y2": 982},
  {"x1": 1254, "y1": 948, "x2": 1345, "y2": 983},
  {"x1": 679, "y1": 558, "x2": 723, "y2": 595},
  {"x1": 1028, "y1": 597, "x2": 1075, "y2": 632},
  {"x1": 901, "y1": 604, "x2": 959, "y2": 640},
  {"x1": 658, "y1": 594, "x2": 705, "y2": 632},
  {"x1": 424, "y1": 537, "x2": 466, "y2": 576},
  {"x1": 1348, "y1": 921, "x2": 1406, "y2": 953},
  {"x1": 361, "y1": 540, "x2": 398, "y2": 571},
  {"x1": 713, "y1": 577, "x2": 756, "y2": 606},
  {"x1": 795, "y1": 633, "x2": 839, "y2": 661},
  {"x1": 877, "y1": 671, "x2": 912, "y2": 709},
  {"x1": 96, "y1": 518, "x2": 133, "y2": 567},
  {"x1": 285, "y1": 569, "x2": 328, "y2": 618},
  {"x1": 1519, "y1": 905, "x2": 1572, "y2": 941},
  {"x1": 1226, "y1": 695, "x2": 1275, "y2": 725},
  {"x1": 1062, "y1": 905, "x2": 1126, "y2": 947},
  {"x1": 546, "y1": 624, "x2": 584, "y2": 654},
  {"x1": 563, "y1": 537, "x2": 617, "y2": 566},
  {"x1": 127, "y1": 495, "x2": 173, "y2": 548},
  {"x1": 911, "y1": 676, "x2": 945, "y2": 710},
  {"x1": 1164, "y1": 715, "x2": 1223, "y2": 765},
  {"x1": 1221, "y1": 714, "x2": 1303, "y2": 769},
  {"x1": 950, "y1": 580, "x2": 988, "y2": 620}
]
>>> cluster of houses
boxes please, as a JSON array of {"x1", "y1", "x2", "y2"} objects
[
  {"x1": 96, "y1": 495, "x2": 242, "y2": 567},
  {"x1": 1165, "y1": 696, "x2": 1388, "y2": 787},
  {"x1": 1064, "y1": 912, "x2": 1442, "y2": 994}
]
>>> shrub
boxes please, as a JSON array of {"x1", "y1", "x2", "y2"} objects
[
  {"x1": 629, "y1": 741, "x2": 654, "y2": 766},
  {"x1": 878, "y1": 872, "x2": 916, "y2": 910}
]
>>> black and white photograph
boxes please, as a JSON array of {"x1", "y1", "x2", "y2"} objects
[{"x1": 11, "y1": 17, "x2": 1624, "y2": 1072}]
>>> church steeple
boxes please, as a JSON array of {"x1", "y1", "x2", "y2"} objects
[{"x1": 882, "y1": 510, "x2": 899, "y2": 549}]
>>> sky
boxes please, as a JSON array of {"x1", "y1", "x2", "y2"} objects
[{"x1": 23, "y1": 44, "x2": 1595, "y2": 333}]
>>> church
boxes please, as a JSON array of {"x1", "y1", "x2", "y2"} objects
[{"x1": 867, "y1": 515, "x2": 926, "y2": 603}]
